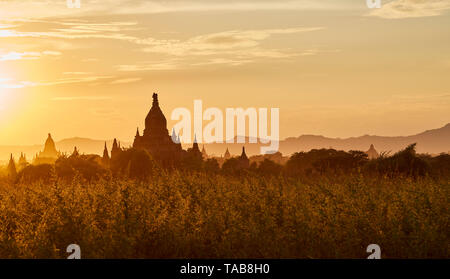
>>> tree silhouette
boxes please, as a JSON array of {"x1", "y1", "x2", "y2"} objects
[
  {"x1": 18, "y1": 164, "x2": 54, "y2": 184},
  {"x1": 204, "y1": 158, "x2": 220, "y2": 173},
  {"x1": 55, "y1": 154, "x2": 108, "y2": 182},
  {"x1": 111, "y1": 148, "x2": 157, "y2": 180}
]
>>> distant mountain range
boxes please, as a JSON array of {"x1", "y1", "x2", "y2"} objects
[
  {"x1": 1, "y1": 123, "x2": 449, "y2": 163},
  {"x1": 278, "y1": 123, "x2": 450, "y2": 156},
  {"x1": 197, "y1": 123, "x2": 450, "y2": 157}
]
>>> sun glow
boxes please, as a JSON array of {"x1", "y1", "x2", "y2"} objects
[{"x1": 0, "y1": 76, "x2": 13, "y2": 111}]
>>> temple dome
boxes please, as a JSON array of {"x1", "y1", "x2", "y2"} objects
[
  {"x1": 34, "y1": 133, "x2": 60, "y2": 164},
  {"x1": 43, "y1": 133, "x2": 58, "y2": 157},
  {"x1": 144, "y1": 93, "x2": 168, "y2": 136}
]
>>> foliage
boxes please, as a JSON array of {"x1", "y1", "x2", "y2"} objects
[
  {"x1": 286, "y1": 149, "x2": 368, "y2": 177},
  {"x1": 110, "y1": 148, "x2": 158, "y2": 180},
  {"x1": 364, "y1": 144, "x2": 430, "y2": 178},
  {"x1": 18, "y1": 164, "x2": 54, "y2": 184},
  {"x1": 203, "y1": 158, "x2": 220, "y2": 174},
  {"x1": 55, "y1": 154, "x2": 109, "y2": 182},
  {"x1": 0, "y1": 171, "x2": 448, "y2": 259},
  {"x1": 0, "y1": 143, "x2": 448, "y2": 258}
]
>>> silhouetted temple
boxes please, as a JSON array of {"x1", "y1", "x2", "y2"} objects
[
  {"x1": 111, "y1": 138, "x2": 122, "y2": 160},
  {"x1": 224, "y1": 148, "x2": 231, "y2": 159},
  {"x1": 18, "y1": 153, "x2": 28, "y2": 170},
  {"x1": 133, "y1": 93, "x2": 183, "y2": 165},
  {"x1": 201, "y1": 145, "x2": 208, "y2": 159},
  {"x1": 239, "y1": 147, "x2": 250, "y2": 168},
  {"x1": 7, "y1": 154, "x2": 17, "y2": 180},
  {"x1": 102, "y1": 142, "x2": 110, "y2": 166},
  {"x1": 366, "y1": 144, "x2": 380, "y2": 160},
  {"x1": 71, "y1": 146, "x2": 80, "y2": 157},
  {"x1": 34, "y1": 133, "x2": 61, "y2": 164}
]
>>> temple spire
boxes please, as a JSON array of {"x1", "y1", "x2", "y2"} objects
[
  {"x1": 152, "y1": 93, "x2": 159, "y2": 107},
  {"x1": 192, "y1": 134, "x2": 199, "y2": 152},
  {"x1": 102, "y1": 142, "x2": 110, "y2": 165},
  {"x1": 224, "y1": 148, "x2": 231, "y2": 159},
  {"x1": 18, "y1": 152, "x2": 27, "y2": 167},
  {"x1": 112, "y1": 138, "x2": 118, "y2": 149},
  {"x1": 201, "y1": 145, "x2": 208, "y2": 159},
  {"x1": 240, "y1": 146, "x2": 248, "y2": 160},
  {"x1": 136, "y1": 127, "x2": 140, "y2": 137},
  {"x1": 103, "y1": 142, "x2": 109, "y2": 159},
  {"x1": 111, "y1": 138, "x2": 122, "y2": 160},
  {"x1": 71, "y1": 146, "x2": 79, "y2": 157},
  {"x1": 239, "y1": 146, "x2": 250, "y2": 168},
  {"x1": 7, "y1": 154, "x2": 17, "y2": 180}
]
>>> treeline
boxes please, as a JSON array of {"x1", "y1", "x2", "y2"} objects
[
  {"x1": 287, "y1": 144, "x2": 450, "y2": 179},
  {"x1": 1, "y1": 143, "x2": 449, "y2": 184}
]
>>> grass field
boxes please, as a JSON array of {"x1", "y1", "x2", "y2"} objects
[{"x1": 0, "y1": 172, "x2": 447, "y2": 258}]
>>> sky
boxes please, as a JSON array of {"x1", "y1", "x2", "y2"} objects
[{"x1": 0, "y1": 0, "x2": 449, "y2": 145}]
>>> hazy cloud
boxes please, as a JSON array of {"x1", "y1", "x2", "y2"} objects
[
  {"x1": 0, "y1": 17, "x2": 324, "y2": 70},
  {"x1": 142, "y1": 27, "x2": 324, "y2": 56},
  {"x1": 0, "y1": 0, "x2": 346, "y2": 20},
  {"x1": 63, "y1": 72, "x2": 93, "y2": 75},
  {"x1": 368, "y1": 0, "x2": 450, "y2": 19},
  {"x1": 110, "y1": 78, "x2": 142, "y2": 84},
  {"x1": 51, "y1": 96, "x2": 112, "y2": 101},
  {"x1": 0, "y1": 76, "x2": 114, "y2": 89},
  {"x1": 0, "y1": 51, "x2": 60, "y2": 61},
  {"x1": 116, "y1": 62, "x2": 180, "y2": 71}
]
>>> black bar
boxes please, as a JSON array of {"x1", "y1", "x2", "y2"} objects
[{"x1": 0, "y1": 259, "x2": 446, "y2": 278}]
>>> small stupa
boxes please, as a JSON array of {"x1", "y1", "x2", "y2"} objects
[{"x1": 366, "y1": 144, "x2": 380, "y2": 160}]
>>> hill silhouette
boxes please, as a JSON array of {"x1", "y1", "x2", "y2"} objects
[
  {"x1": 0, "y1": 123, "x2": 448, "y2": 162},
  {"x1": 278, "y1": 123, "x2": 450, "y2": 156},
  {"x1": 202, "y1": 123, "x2": 450, "y2": 157}
]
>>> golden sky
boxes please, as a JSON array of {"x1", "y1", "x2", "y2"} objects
[{"x1": 0, "y1": 0, "x2": 449, "y2": 145}]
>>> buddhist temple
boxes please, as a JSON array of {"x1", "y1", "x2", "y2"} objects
[
  {"x1": 102, "y1": 142, "x2": 110, "y2": 166},
  {"x1": 111, "y1": 138, "x2": 122, "y2": 160},
  {"x1": 239, "y1": 147, "x2": 250, "y2": 168},
  {"x1": 201, "y1": 145, "x2": 208, "y2": 159},
  {"x1": 366, "y1": 144, "x2": 380, "y2": 160},
  {"x1": 18, "y1": 153, "x2": 28, "y2": 170},
  {"x1": 7, "y1": 154, "x2": 17, "y2": 180},
  {"x1": 34, "y1": 133, "x2": 61, "y2": 164},
  {"x1": 224, "y1": 148, "x2": 231, "y2": 160},
  {"x1": 133, "y1": 93, "x2": 183, "y2": 165}
]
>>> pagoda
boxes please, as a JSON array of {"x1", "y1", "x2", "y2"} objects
[
  {"x1": 133, "y1": 93, "x2": 183, "y2": 165},
  {"x1": 366, "y1": 144, "x2": 380, "y2": 160},
  {"x1": 34, "y1": 133, "x2": 61, "y2": 164}
]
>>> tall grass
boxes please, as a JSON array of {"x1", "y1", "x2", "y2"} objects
[{"x1": 0, "y1": 172, "x2": 447, "y2": 258}]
